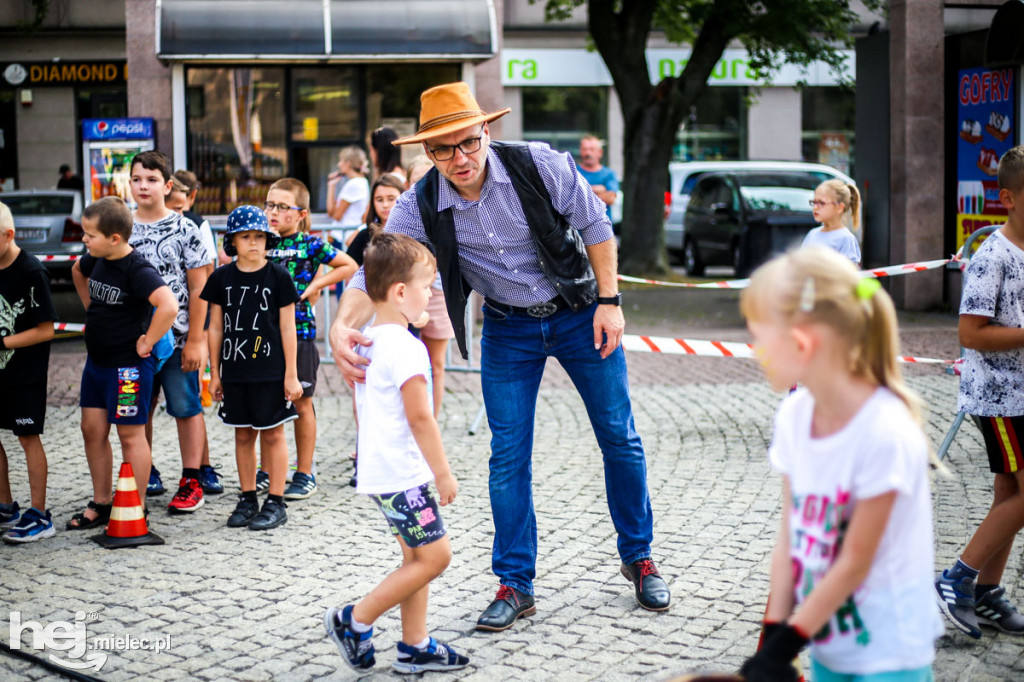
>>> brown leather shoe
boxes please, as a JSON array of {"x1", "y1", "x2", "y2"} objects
[
  {"x1": 475, "y1": 585, "x2": 536, "y2": 632},
  {"x1": 621, "y1": 558, "x2": 671, "y2": 611}
]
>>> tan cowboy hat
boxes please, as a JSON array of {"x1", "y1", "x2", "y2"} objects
[{"x1": 393, "y1": 82, "x2": 511, "y2": 146}]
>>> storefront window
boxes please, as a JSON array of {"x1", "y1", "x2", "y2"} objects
[
  {"x1": 522, "y1": 87, "x2": 608, "y2": 154},
  {"x1": 186, "y1": 68, "x2": 287, "y2": 215},
  {"x1": 674, "y1": 87, "x2": 747, "y2": 162},
  {"x1": 185, "y1": 64, "x2": 461, "y2": 214},
  {"x1": 801, "y1": 86, "x2": 855, "y2": 176}
]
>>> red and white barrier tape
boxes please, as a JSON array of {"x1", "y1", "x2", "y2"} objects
[
  {"x1": 618, "y1": 256, "x2": 958, "y2": 290},
  {"x1": 34, "y1": 254, "x2": 81, "y2": 263},
  {"x1": 54, "y1": 322, "x2": 85, "y2": 333},
  {"x1": 621, "y1": 334, "x2": 949, "y2": 364}
]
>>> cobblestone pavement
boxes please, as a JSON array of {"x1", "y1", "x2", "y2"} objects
[{"x1": 1, "y1": 287, "x2": 1022, "y2": 680}]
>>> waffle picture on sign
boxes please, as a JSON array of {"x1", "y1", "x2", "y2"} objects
[
  {"x1": 960, "y1": 119, "x2": 982, "y2": 144},
  {"x1": 985, "y1": 110, "x2": 1012, "y2": 142}
]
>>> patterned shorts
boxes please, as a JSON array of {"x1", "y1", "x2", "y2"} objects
[{"x1": 368, "y1": 483, "x2": 447, "y2": 548}]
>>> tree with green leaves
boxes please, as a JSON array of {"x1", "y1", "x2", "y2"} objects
[{"x1": 542, "y1": 0, "x2": 878, "y2": 274}]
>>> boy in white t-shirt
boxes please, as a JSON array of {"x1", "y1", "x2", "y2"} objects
[{"x1": 324, "y1": 232, "x2": 468, "y2": 675}]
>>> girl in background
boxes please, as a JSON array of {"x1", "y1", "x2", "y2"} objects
[
  {"x1": 803, "y1": 180, "x2": 862, "y2": 267},
  {"x1": 369, "y1": 127, "x2": 406, "y2": 185}
]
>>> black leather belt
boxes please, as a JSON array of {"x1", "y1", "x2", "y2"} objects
[{"x1": 484, "y1": 296, "x2": 568, "y2": 318}]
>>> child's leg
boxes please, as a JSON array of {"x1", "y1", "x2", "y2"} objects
[
  {"x1": 236, "y1": 427, "x2": 258, "y2": 490},
  {"x1": 18, "y1": 435, "x2": 47, "y2": 512},
  {"x1": 962, "y1": 470, "x2": 1024, "y2": 578},
  {"x1": 423, "y1": 336, "x2": 448, "y2": 419},
  {"x1": 971, "y1": 472, "x2": 1023, "y2": 585},
  {"x1": 175, "y1": 414, "x2": 205, "y2": 471},
  {"x1": 81, "y1": 407, "x2": 114, "y2": 507},
  {"x1": 0, "y1": 439, "x2": 11, "y2": 505},
  {"x1": 260, "y1": 425, "x2": 288, "y2": 496},
  {"x1": 115, "y1": 423, "x2": 151, "y2": 510},
  {"x1": 398, "y1": 536, "x2": 452, "y2": 646},
  {"x1": 353, "y1": 534, "x2": 451, "y2": 631},
  {"x1": 201, "y1": 433, "x2": 211, "y2": 467},
  {"x1": 293, "y1": 397, "x2": 316, "y2": 475}
]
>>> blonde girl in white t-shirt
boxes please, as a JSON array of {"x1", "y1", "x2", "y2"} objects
[
  {"x1": 738, "y1": 247, "x2": 942, "y2": 682},
  {"x1": 803, "y1": 180, "x2": 862, "y2": 267}
]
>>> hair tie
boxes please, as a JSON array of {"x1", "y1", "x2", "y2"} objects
[
  {"x1": 855, "y1": 277, "x2": 881, "y2": 301},
  {"x1": 799, "y1": 277, "x2": 816, "y2": 313}
]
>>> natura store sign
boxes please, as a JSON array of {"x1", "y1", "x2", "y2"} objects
[{"x1": 502, "y1": 48, "x2": 853, "y2": 87}]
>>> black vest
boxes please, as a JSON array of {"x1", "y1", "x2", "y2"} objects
[{"x1": 414, "y1": 142, "x2": 598, "y2": 358}]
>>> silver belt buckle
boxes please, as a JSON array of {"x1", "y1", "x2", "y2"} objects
[{"x1": 526, "y1": 301, "x2": 558, "y2": 318}]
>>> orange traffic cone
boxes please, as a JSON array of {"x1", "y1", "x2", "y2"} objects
[{"x1": 92, "y1": 462, "x2": 164, "y2": 549}]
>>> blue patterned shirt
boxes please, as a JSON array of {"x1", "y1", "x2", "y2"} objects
[
  {"x1": 267, "y1": 232, "x2": 339, "y2": 340},
  {"x1": 348, "y1": 142, "x2": 614, "y2": 306}
]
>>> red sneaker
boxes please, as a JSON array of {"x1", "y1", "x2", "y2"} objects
[{"x1": 168, "y1": 477, "x2": 204, "y2": 513}]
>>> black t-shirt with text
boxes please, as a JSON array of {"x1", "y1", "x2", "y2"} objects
[
  {"x1": 79, "y1": 251, "x2": 167, "y2": 367},
  {"x1": 201, "y1": 261, "x2": 299, "y2": 383},
  {"x1": 0, "y1": 250, "x2": 57, "y2": 381}
]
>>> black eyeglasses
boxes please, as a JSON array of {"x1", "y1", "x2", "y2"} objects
[
  {"x1": 264, "y1": 201, "x2": 302, "y2": 213},
  {"x1": 427, "y1": 136, "x2": 483, "y2": 161}
]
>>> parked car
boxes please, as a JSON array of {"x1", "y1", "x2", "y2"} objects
[
  {"x1": 681, "y1": 169, "x2": 853, "y2": 277},
  {"x1": 1, "y1": 189, "x2": 85, "y2": 282},
  {"x1": 664, "y1": 160, "x2": 854, "y2": 262}
]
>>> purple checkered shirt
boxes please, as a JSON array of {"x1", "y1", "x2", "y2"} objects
[{"x1": 347, "y1": 142, "x2": 614, "y2": 306}]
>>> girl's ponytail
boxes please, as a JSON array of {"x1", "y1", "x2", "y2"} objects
[{"x1": 847, "y1": 183, "x2": 861, "y2": 231}]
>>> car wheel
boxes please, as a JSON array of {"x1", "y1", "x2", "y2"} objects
[{"x1": 683, "y1": 239, "x2": 705, "y2": 277}]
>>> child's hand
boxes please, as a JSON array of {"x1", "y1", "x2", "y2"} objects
[
  {"x1": 412, "y1": 311, "x2": 430, "y2": 329},
  {"x1": 136, "y1": 335, "x2": 153, "y2": 359},
  {"x1": 435, "y1": 473, "x2": 458, "y2": 506},
  {"x1": 300, "y1": 285, "x2": 322, "y2": 306},
  {"x1": 208, "y1": 376, "x2": 223, "y2": 402},
  {"x1": 284, "y1": 376, "x2": 303, "y2": 402}
]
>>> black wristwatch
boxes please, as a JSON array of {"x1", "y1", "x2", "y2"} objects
[{"x1": 597, "y1": 293, "x2": 622, "y2": 306}]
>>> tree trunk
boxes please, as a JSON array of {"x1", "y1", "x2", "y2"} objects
[{"x1": 618, "y1": 101, "x2": 678, "y2": 275}]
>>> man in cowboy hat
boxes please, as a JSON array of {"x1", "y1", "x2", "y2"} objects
[{"x1": 329, "y1": 82, "x2": 670, "y2": 631}]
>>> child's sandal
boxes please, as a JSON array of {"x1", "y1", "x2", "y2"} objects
[{"x1": 66, "y1": 501, "x2": 112, "y2": 530}]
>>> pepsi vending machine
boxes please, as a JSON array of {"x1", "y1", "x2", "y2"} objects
[{"x1": 81, "y1": 117, "x2": 155, "y2": 207}]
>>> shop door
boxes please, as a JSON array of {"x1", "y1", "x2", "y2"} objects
[{"x1": 0, "y1": 90, "x2": 17, "y2": 190}]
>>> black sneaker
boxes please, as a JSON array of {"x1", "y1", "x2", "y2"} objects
[
  {"x1": 147, "y1": 466, "x2": 166, "y2": 496},
  {"x1": 975, "y1": 586, "x2": 1024, "y2": 634},
  {"x1": 392, "y1": 637, "x2": 469, "y2": 674},
  {"x1": 255, "y1": 469, "x2": 270, "y2": 493},
  {"x1": 248, "y1": 498, "x2": 287, "y2": 531},
  {"x1": 226, "y1": 495, "x2": 260, "y2": 528}
]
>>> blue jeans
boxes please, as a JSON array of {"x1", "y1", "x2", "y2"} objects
[
  {"x1": 151, "y1": 349, "x2": 202, "y2": 418},
  {"x1": 480, "y1": 301, "x2": 654, "y2": 595}
]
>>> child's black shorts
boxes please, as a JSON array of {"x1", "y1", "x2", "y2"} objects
[
  {"x1": 369, "y1": 483, "x2": 447, "y2": 548},
  {"x1": 218, "y1": 380, "x2": 298, "y2": 430},
  {"x1": 296, "y1": 340, "x2": 319, "y2": 399},
  {"x1": 0, "y1": 376, "x2": 46, "y2": 436},
  {"x1": 977, "y1": 415, "x2": 1024, "y2": 474}
]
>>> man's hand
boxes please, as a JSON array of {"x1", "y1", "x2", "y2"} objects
[
  {"x1": 182, "y1": 338, "x2": 204, "y2": 372},
  {"x1": 593, "y1": 304, "x2": 625, "y2": 359},
  {"x1": 329, "y1": 324, "x2": 372, "y2": 387},
  {"x1": 435, "y1": 473, "x2": 458, "y2": 506}
]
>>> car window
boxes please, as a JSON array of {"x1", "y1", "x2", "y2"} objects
[
  {"x1": 680, "y1": 173, "x2": 705, "y2": 195},
  {"x1": 688, "y1": 178, "x2": 719, "y2": 210},
  {"x1": 711, "y1": 181, "x2": 734, "y2": 209},
  {"x1": 733, "y1": 172, "x2": 822, "y2": 191},
  {"x1": 738, "y1": 187, "x2": 815, "y2": 212},
  {"x1": 3, "y1": 195, "x2": 76, "y2": 215}
]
